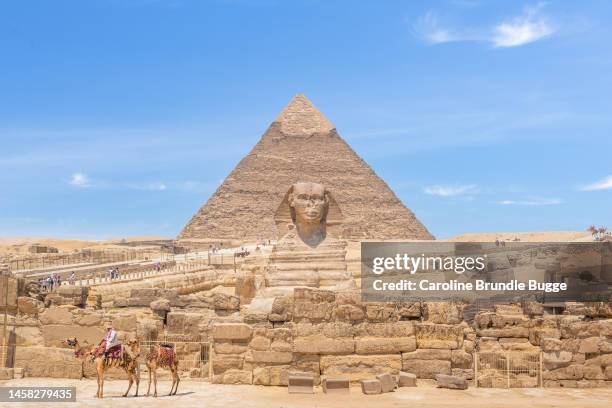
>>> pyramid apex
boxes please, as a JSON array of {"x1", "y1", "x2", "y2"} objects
[{"x1": 275, "y1": 94, "x2": 334, "y2": 136}]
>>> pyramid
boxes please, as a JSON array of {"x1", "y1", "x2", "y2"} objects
[{"x1": 179, "y1": 94, "x2": 433, "y2": 242}]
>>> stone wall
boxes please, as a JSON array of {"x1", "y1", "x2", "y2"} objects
[{"x1": 208, "y1": 288, "x2": 612, "y2": 388}]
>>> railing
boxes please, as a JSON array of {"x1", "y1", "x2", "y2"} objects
[
  {"x1": 474, "y1": 351, "x2": 542, "y2": 388},
  {"x1": 139, "y1": 335, "x2": 210, "y2": 378}
]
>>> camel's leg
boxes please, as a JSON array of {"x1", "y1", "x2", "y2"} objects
[
  {"x1": 173, "y1": 366, "x2": 180, "y2": 395},
  {"x1": 153, "y1": 368, "x2": 158, "y2": 397},
  {"x1": 99, "y1": 363, "x2": 105, "y2": 399},
  {"x1": 123, "y1": 366, "x2": 133, "y2": 398},
  {"x1": 146, "y1": 365, "x2": 152, "y2": 396},
  {"x1": 134, "y1": 367, "x2": 140, "y2": 397},
  {"x1": 169, "y1": 369, "x2": 175, "y2": 396}
]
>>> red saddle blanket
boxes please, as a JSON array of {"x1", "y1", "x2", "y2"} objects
[
  {"x1": 158, "y1": 345, "x2": 176, "y2": 367},
  {"x1": 93, "y1": 341, "x2": 123, "y2": 360}
]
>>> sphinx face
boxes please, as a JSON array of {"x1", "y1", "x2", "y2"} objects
[{"x1": 290, "y1": 182, "x2": 328, "y2": 225}]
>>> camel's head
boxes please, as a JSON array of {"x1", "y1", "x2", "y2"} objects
[
  {"x1": 127, "y1": 339, "x2": 141, "y2": 357},
  {"x1": 65, "y1": 338, "x2": 79, "y2": 348}
]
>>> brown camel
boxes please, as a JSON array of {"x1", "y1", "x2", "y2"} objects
[
  {"x1": 144, "y1": 343, "x2": 179, "y2": 397},
  {"x1": 66, "y1": 338, "x2": 140, "y2": 398}
]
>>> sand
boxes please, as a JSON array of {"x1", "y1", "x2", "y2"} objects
[
  {"x1": 449, "y1": 231, "x2": 592, "y2": 242},
  {"x1": 0, "y1": 378, "x2": 610, "y2": 408}
]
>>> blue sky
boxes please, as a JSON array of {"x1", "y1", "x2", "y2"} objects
[{"x1": 1, "y1": 0, "x2": 611, "y2": 240}]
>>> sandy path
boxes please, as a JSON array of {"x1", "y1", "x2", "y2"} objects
[{"x1": 1, "y1": 378, "x2": 610, "y2": 408}]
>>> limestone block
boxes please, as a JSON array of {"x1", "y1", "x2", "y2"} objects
[
  {"x1": 246, "y1": 351, "x2": 293, "y2": 364},
  {"x1": 293, "y1": 336, "x2": 354, "y2": 355},
  {"x1": 75, "y1": 312, "x2": 103, "y2": 327},
  {"x1": 213, "y1": 369, "x2": 252, "y2": 384},
  {"x1": 529, "y1": 327, "x2": 560, "y2": 345},
  {"x1": 42, "y1": 325, "x2": 105, "y2": 348},
  {"x1": 416, "y1": 324, "x2": 463, "y2": 349},
  {"x1": 398, "y1": 371, "x2": 417, "y2": 387},
  {"x1": 360, "y1": 379, "x2": 382, "y2": 395},
  {"x1": 354, "y1": 321, "x2": 415, "y2": 337},
  {"x1": 436, "y1": 374, "x2": 468, "y2": 390},
  {"x1": 252, "y1": 367, "x2": 271, "y2": 385},
  {"x1": 376, "y1": 372, "x2": 396, "y2": 392},
  {"x1": 500, "y1": 338, "x2": 539, "y2": 351},
  {"x1": 335, "y1": 304, "x2": 365, "y2": 322},
  {"x1": 0, "y1": 368, "x2": 13, "y2": 380},
  {"x1": 365, "y1": 303, "x2": 398, "y2": 322},
  {"x1": 271, "y1": 340, "x2": 292, "y2": 352},
  {"x1": 402, "y1": 359, "x2": 451, "y2": 379},
  {"x1": 14, "y1": 347, "x2": 82, "y2": 379},
  {"x1": 17, "y1": 297, "x2": 40, "y2": 315},
  {"x1": 584, "y1": 366, "x2": 605, "y2": 380},
  {"x1": 213, "y1": 323, "x2": 253, "y2": 340},
  {"x1": 13, "y1": 367, "x2": 23, "y2": 379},
  {"x1": 320, "y1": 354, "x2": 401, "y2": 382},
  {"x1": 322, "y1": 377, "x2": 350, "y2": 394},
  {"x1": 212, "y1": 355, "x2": 243, "y2": 374},
  {"x1": 15, "y1": 326, "x2": 43, "y2": 346},
  {"x1": 403, "y1": 349, "x2": 451, "y2": 361},
  {"x1": 543, "y1": 351, "x2": 573, "y2": 370},
  {"x1": 39, "y1": 307, "x2": 73, "y2": 325},
  {"x1": 541, "y1": 338, "x2": 562, "y2": 352},
  {"x1": 397, "y1": 302, "x2": 421, "y2": 318},
  {"x1": 599, "y1": 338, "x2": 612, "y2": 353},
  {"x1": 478, "y1": 327, "x2": 529, "y2": 338},
  {"x1": 150, "y1": 299, "x2": 171, "y2": 312},
  {"x1": 214, "y1": 341, "x2": 249, "y2": 355},
  {"x1": 110, "y1": 315, "x2": 135, "y2": 332},
  {"x1": 543, "y1": 365, "x2": 584, "y2": 380},
  {"x1": 249, "y1": 336, "x2": 271, "y2": 351},
  {"x1": 355, "y1": 337, "x2": 416, "y2": 355},
  {"x1": 606, "y1": 366, "x2": 612, "y2": 380},
  {"x1": 423, "y1": 302, "x2": 463, "y2": 324},
  {"x1": 288, "y1": 374, "x2": 314, "y2": 394},
  {"x1": 451, "y1": 350, "x2": 473, "y2": 368},
  {"x1": 560, "y1": 319, "x2": 600, "y2": 339},
  {"x1": 579, "y1": 337, "x2": 600, "y2": 354},
  {"x1": 451, "y1": 368, "x2": 474, "y2": 380}
]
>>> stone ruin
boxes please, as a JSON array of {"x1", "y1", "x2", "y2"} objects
[{"x1": 0, "y1": 96, "x2": 610, "y2": 389}]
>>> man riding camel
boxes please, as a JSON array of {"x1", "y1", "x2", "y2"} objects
[{"x1": 103, "y1": 323, "x2": 119, "y2": 361}]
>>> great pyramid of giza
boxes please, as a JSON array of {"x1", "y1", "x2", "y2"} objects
[{"x1": 179, "y1": 94, "x2": 433, "y2": 242}]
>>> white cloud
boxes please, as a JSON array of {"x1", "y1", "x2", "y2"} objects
[
  {"x1": 493, "y1": 6, "x2": 556, "y2": 47},
  {"x1": 412, "y1": 5, "x2": 556, "y2": 48},
  {"x1": 69, "y1": 173, "x2": 91, "y2": 188},
  {"x1": 125, "y1": 182, "x2": 167, "y2": 191},
  {"x1": 412, "y1": 11, "x2": 466, "y2": 44},
  {"x1": 424, "y1": 184, "x2": 477, "y2": 197},
  {"x1": 497, "y1": 197, "x2": 562, "y2": 206},
  {"x1": 581, "y1": 175, "x2": 612, "y2": 191}
]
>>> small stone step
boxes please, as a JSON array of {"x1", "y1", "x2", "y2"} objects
[{"x1": 360, "y1": 379, "x2": 382, "y2": 395}]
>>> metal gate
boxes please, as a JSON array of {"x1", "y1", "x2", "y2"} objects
[
  {"x1": 139, "y1": 335, "x2": 211, "y2": 378},
  {"x1": 475, "y1": 351, "x2": 542, "y2": 388}
]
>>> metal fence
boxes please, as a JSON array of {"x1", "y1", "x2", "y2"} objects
[
  {"x1": 139, "y1": 335, "x2": 210, "y2": 378},
  {"x1": 475, "y1": 351, "x2": 542, "y2": 388}
]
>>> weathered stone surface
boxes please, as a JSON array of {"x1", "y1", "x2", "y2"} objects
[
  {"x1": 416, "y1": 324, "x2": 463, "y2": 349},
  {"x1": 579, "y1": 337, "x2": 600, "y2": 354},
  {"x1": 212, "y1": 355, "x2": 244, "y2": 374},
  {"x1": 320, "y1": 354, "x2": 401, "y2": 382},
  {"x1": 541, "y1": 338, "x2": 562, "y2": 352},
  {"x1": 354, "y1": 321, "x2": 415, "y2": 337},
  {"x1": 398, "y1": 371, "x2": 417, "y2": 387},
  {"x1": 423, "y1": 302, "x2": 463, "y2": 324},
  {"x1": 112, "y1": 314, "x2": 137, "y2": 332},
  {"x1": 17, "y1": 297, "x2": 40, "y2": 315},
  {"x1": 322, "y1": 377, "x2": 350, "y2": 393},
  {"x1": 39, "y1": 307, "x2": 72, "y2": 325},
  {"x1": 402, "y1": 359, "x2": 451, "y2": 379},
  {"x1": 249, "y1": 336, "x2": 271, "y2": 351},
  {"x1": 75, "y1": 312, "x2": 103, "y2": 327},
  {"x1": 213, "y1": 323, "x2": 253, "y2": 340},
  {"x1": 436, "y1": 374, "x2": 468, "y2": 390},
  {"x1": 42, "y1": 325, "x2": 105, "y2": 348},
  {"x1": 214, "y1": 341, "x2": 249, "y2": 355},
  {"x1": 14, "y1": 347, "x2": 82, "y2": 379},
  {"x1": 543, "y1": 351, "x2": 573, "y2": 370},
  {"x1": 213, "y1": 369, "x2": 253, "y2": 384},
  {"x1": 376, "y1": 372, "x2": 397, "y2": 392},
  {"x1": 402, "y1": 349, "x2": 451, "y2": 361},
  {"x1": 150, "y1": 299, "x2": 171, "y2": 312},
  {"x1": 288, "y1": 374, "x2": 314, "y2": 394},
  {"x1": 360, "y1": 379, "x2": 382, "y2": 394},
  {"x1": 293, "y1": 336, "x2": 354, "y2": 355},
  {"x1": 543, "y1": 365, "x2": 584, "y2": 380},
  {"x1": 15, "y1": 325, "x2": 44, "y2": 346},
  {"x1": 246, "y1": 351, "x2": 293, "y2": 364},
  {"x1": 478, "y1": 327, "x2": 529, "y2": 338},
  {"x1": 451, "y1": 350, "x2": 473, "y2": 368},
  {"x1": 355, "y1": 337, "x2": 416, "y2": 355}
]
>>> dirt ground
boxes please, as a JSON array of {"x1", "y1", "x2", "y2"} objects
[{"x1": 1, "y1": 378, "x2": 610, "y2": 408}]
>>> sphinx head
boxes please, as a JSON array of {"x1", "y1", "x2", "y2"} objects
[{"x1": 288, "y1": 182, "x2": 329, "y2": 226}]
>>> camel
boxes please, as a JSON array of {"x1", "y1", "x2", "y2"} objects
[
  {"x1": 144, "y1": 343, "x2": 179, "y2": 397},
  {"x1": 66, "y1": 338, "x2": 140, "y2": 398}
]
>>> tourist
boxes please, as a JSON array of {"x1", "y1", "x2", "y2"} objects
[
  {"x1": 69, "y1": 272, "x2": 76, "y2": 285},
  {"x1": 102, "y1": 323, "x2": 118, "y2": 362}
]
